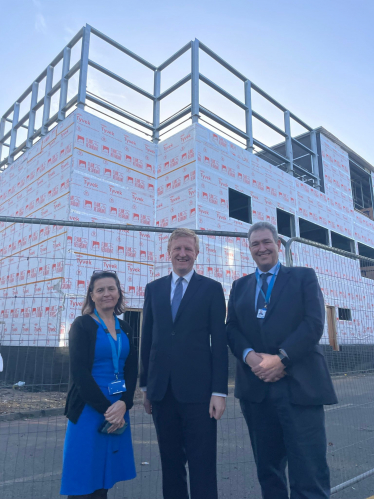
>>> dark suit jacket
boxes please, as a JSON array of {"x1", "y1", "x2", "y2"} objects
[
  {"x1": 140, "y1": 271, "x2": 228, "y2": 403},
  {"x1": 227, "y1": 264, "x2": 337, "y2": 406}
]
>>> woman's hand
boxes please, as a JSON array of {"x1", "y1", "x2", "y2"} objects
[{"x1": 104, "y1": 400, "x2": 127, "y2": 425}]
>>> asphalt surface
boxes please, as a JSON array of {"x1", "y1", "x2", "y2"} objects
[{"x1": 1, "y1": 374, "x2": 374, "y2": 499}]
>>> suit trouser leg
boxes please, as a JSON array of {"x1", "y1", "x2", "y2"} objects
[
  {"x1": 240, "y1": 397, "x2": 288, "y2": 499},
  {"x1": 152, "y1": 385, "x2": 189, "y2": 499},
  {"x1": 182, "y1": 400, "x2": 218, "y2": 499},
  {"x1": 271, "y1": 382, "x2": 330, "y2": 499}
]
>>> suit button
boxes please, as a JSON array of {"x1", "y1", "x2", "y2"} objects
[{"x1": 171, "y1": 331, "x2": 176, "y2": 335}]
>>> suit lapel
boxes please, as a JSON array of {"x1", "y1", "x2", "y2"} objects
[
  {"x1": 173, "y1": 270, "x2": 202, "y2": 324},
  {"x1": 263, "y1": 264, "x2": 291, "y2": 322},
  {"x1": 159, "y1": 273, "x2": 173, "y2": 324}
]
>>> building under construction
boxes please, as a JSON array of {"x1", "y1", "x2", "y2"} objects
[{"x1": 0, "y1": 25, "x2": 374, "y2": 384}]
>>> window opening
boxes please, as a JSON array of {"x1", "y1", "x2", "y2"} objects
[
  {"x1": 299, "y1": 218, "x2": 328, "y2": 245},
  {"x1": 350, "y1": 158, "x2": 374, "y2": 220},
  {"x1": 331, "y1": 232, "x2": 355, "y2": 253},
  {"x1": 338, "y1": 308, "x2": 352, "y2": 321},
  {"x1": 228, "y1": 188, "x2": 252, "y2": 224},
  {"x1": 276, "y1": 209, "x2": 295, "y2": 238}
]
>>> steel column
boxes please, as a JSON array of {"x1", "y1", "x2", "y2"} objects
[
  {"x1": 26, "y1": 82, "x2": 39, "y2": 149},
  {"x1": 0, "y1": 116, "x2": 6, "y2": 162},
  {"x1": 77, "y1": 25, "x2": 91, "y2": 110},
  {"x1": 58, "y1": 47, "x2": 71, "y2": 121},
  {"x1": 152, "y1": 70, "x2": 161, "y2": 143},
  {"x1": 9, "y1": 103, "x2": 20, "y2": 164},
  {"x1": 41, "y1": 65, "x2": 54, "y2": 136},
  {"x1": 310, "y1": 130, "x2": 320, "y2": 190},
  {"x1": 191, "y1": 39, "x2": 199, "y2": 124},
  {"x1": 284, "y1": 110, "x2": 293, "y2": 174},
  {"x1": 244, "y1": 80, "x2": 254, "y2": 151}
]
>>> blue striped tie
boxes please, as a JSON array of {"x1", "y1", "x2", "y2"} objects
[{"x1": 171, "y1": 277, "x2": 183, "y2": 321}]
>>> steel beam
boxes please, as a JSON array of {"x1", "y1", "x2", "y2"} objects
[
  {"x1": 191, "y1": 39, "x2": 199, "y2": 124},
  {"x1": 244, "y1": 80, "x2": 254, "y2": 150},
  {"x1": 58, "y1": 47, "x2": 71, "y2": 121},
  {"x1": 77, "y1": 25, "x2": 91, "y2": 110},
  {"x1": 159, "y1": 74, "x2": 191, "y2": 101},
  {"x1": 310, "y1": 130, "x2": 320, "y2": 189},
  {"x1": 156, "y1": 105, "x2": 191, "y2": 132},
  {"x1": 86, "y1": 94, "x2": 154, "y2": 130},
  {"x1": 200, "y1": 73, "x2": 247, "y2": 110},
  {"x1": 88, "y1": 60, "x2": 154, "y2": 100},
  {"x1": 41, "y1": 65, "x2": 54, "y2": 136},
  {"x1": 0, "y1": 116, "x2": 6, "y2": 162},
  {"x1": 9, "y1": 103, "x2": 20, "y2": 164},
  {"x1": 152, "y1": 70, "x2": 161, "y2": 143},
  {"x1": 26, "y1": 82, "x2": 39, "y2": 149},
  {"x1": 90, "y1": 26, "x2": 156, "y2": 70},
  {"x1": 284, "y1": 110, "x2": 293, "y2": 174},
  {"x1": 200, "y1": 106, "x2": 248, "y2": 141},
  {"x1": 157, "y1": 42, "x2": 192, "y2": 71}
]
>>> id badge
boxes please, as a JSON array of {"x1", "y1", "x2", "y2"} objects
[
  {"x1": 108, "y1": 379, "x2": 126, "y2": 395},
  {"x1": 257, "y1": 308, "x2": 267, "y2": 319}
]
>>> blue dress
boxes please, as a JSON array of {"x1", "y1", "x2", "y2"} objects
[{"x1": 60, "y1": 321, "x2": 136, "y2": 495}]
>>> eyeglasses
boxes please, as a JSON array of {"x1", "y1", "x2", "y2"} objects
[{"x1": 92, "y1": 270, "x2": 117, "y2": 275}]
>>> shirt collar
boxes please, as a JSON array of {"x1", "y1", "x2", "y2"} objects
[
  {"x1": 171, "y1": 268, "x2": 195, "y2": 284},
  {"x1": 257, "y1": 261, "x2": 280, "y2": 276}
]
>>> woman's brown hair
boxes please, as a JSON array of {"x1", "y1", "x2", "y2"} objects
[{"x1": 81, "y1": 271, "x2": 126, "y2": 316}]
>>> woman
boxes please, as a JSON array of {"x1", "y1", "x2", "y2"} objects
[{"x1": 61, "y1": 271, "x2": 137, "y2": 498}]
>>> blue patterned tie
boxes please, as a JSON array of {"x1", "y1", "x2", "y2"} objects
[
  {"x1": 171, "y1": 277, "x2": 183, "y2": 321},
  {"x1": 257, "y1": 273, "x2": 270, "y2": 311}
]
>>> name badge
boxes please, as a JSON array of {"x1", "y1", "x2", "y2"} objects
[
  {"x1": 257, "y1": 308, "x2": 267, "y2": 319},
  {"x1": 108, "y1": 379, "x2": 126, "y2": 395}
]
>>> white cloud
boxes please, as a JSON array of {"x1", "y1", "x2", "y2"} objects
[{"x1": 35, "y1": 13, "x2": 47, "y2": 34}]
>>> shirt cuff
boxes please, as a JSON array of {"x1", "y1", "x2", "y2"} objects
[
  {"x1": 212, "y1": 393, "x2": 227, "y2": 397},
  {"x1": 140, "y1": 387, "x2": 147, "y2": 392},
  {"x1": 279, "y1": 349, "x2": 289, "y2": 358},
  {"x1": 243, "y1": 348, "x2": 253, "y2": 363}
]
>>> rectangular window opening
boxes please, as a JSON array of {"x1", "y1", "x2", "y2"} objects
[
  {"x1": 299, "y1": 218, "x2": 328, "y2": 245},
  {"x1": 331, "y1": 231, "x2": 355, "y2": 254},
  {"x1": 276, "y1": 209, "x2": 295, "y2": 238},
  {"x1": 228, "y1": 188, "x2": 252, "y2": 224},
  {"x1": 350, "y1": 158, "x2": 374, "y2": 220},
  {"x1": 357, "y1": 242, "x2": 374, "y2": 280},
  {"x1": 338, "y1": 308, "x2": 352, "y2": 321}
]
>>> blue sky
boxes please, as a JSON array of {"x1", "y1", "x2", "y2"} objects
[{"x1": 0, "y1": 0, "x2": 373, "y2": 163}]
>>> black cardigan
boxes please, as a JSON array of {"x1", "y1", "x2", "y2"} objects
[{"x1": 64, "y1": 315, "x2": 138, "y2": 424}]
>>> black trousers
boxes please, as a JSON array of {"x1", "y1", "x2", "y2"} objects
[
  {"x1": 240, "y1": 379, "x2": 330, "y2": 499},
  {"x1": 152, "y1": 384, "x2": 218, "y2": 499},
  {"x1": 68, "y1": 489, "x2": 107, "y2": 499}
]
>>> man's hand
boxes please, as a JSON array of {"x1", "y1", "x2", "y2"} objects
[
  {"x1": 252, "y1": 353, "x2": 286, "y2": 382},
  {"x1": 209, "y1": 395, "x2": 226, "y2": 420},
  {"x1": 143, "y1": 391, "x2": 152, "y2": 415},
  {"x1": 245, "y1": 350, "x2": 263, "y2": 369},
  {"x1": 104, "y1": 400, "x2": 126, "y2": 424}
]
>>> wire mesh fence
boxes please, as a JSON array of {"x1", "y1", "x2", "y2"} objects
[{"x1": 0, "y1": 218, "x2": 373, "y2": 497}]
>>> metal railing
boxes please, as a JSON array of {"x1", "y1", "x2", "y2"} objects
[{"x1": 0, "y1": 25, "x2": 320, "y2": 188}]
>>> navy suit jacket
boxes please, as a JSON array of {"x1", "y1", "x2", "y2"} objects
[
  {"x1": 227, "y1": 264, "x2": 337, "y2": 406},
  {"x1": 140, "y1": 271, "x2": 228, "y2": 403}
]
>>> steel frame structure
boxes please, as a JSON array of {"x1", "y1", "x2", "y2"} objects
[{"x1": 0, "y1": 24, "x2": 320, "y2": 188}]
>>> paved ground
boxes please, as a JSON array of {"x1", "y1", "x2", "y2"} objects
[{"x1": 0, "y1": 374, "x2": 374, "y2": 499}]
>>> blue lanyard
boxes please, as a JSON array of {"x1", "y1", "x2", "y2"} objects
[
  {"x1": 255, "y1": 262, "x2": 280, "y2": 309},
  {"x1": 94, "y1": 309, "x2": 122, "y2": 379}
]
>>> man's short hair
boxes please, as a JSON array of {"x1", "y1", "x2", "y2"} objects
[
  {"x1": 248, "y1": 222, "x2": 279, "y2": 244},
  {"x1": 167, "y1": 228, "x2": 200, "y2": 252}
]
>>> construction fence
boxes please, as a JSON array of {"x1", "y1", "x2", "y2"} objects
[{"x1": 0, "y1": 217, "x2": 374, "y2": 498}]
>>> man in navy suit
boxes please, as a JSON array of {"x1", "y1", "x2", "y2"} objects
[
  {"x1": 227, "y1": 221, "x2": 337, "y2": 499},
  {"x1": 140, "y1": 228, "x2": 228, "y2": 499}
]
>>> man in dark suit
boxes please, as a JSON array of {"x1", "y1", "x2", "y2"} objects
[
  {"x1": 140, "y1": 228, "x2": 228, "y2": 499},
  {"x1": 227, "y1": 221, "x2": 337, "y2": 499}
]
